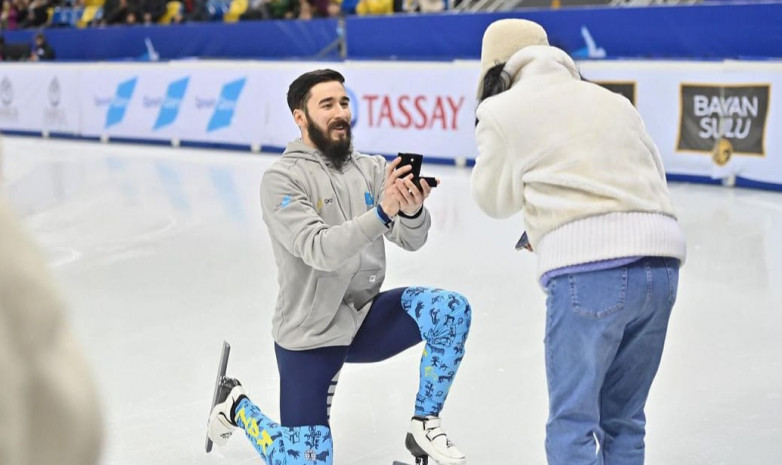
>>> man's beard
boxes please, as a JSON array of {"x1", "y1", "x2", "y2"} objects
[{"x1": 306, "y1": 114, "x2": 352, "y2": 171}]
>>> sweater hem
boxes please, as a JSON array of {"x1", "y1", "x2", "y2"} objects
[{"x1": 535, "y1": 212, "x2": 687, "y2": 280}]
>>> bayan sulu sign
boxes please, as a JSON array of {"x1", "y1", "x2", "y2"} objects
[{"x1": 677, "y1": 84, "x2": 770, "y2": 157}]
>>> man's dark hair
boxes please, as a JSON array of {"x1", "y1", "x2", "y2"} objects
[{"x1": 287, "y1": 69, "x2": 345, "y2": 113}]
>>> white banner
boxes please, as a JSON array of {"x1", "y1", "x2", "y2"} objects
[
  {"x1": 173, "y1": 66, "x2": 267, "y2": 146},
  {"x1": 348, "y1": 62, "x2": 478, "y2": 159},
  {"x1": 579, "y1": 61, "x2": 782, "y2": 186},
  {"x1": 0, "y1": 64, "x2": 80, "y2": 134},
  {"x1": 256, "y1": 61, "x2": 480, "y2": 160},
  {"x1": 1, "y1": 59, "x2": 780, "y2": 188},
  {"x1": 79, "y1": 64, "x2": 268, "y2": 145},
  {"x1": 80, "y1": 67, "x2": 162, "y2": 139}
]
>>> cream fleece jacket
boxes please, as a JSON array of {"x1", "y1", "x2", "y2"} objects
[
  {"x1": 0, "y1": 197, "x2": 102, "y2": 465},
  {"x1": 472, "y1": 46, "x2": 686, "y2": 278}
]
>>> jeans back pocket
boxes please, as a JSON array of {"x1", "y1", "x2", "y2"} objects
[{"x1": 568, "y1": 266, "x2": 629, "y2": 319}]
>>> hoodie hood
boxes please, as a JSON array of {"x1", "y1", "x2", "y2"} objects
[
  {"x1": 282, "y1": 139, "x2": 356, "y2": 171},
  {"x1": 504, "y1": 45, "x2": 581, "y2": 86},
  {"x1": 283, "y1": 139, "x2": 324, "y2": 161}
]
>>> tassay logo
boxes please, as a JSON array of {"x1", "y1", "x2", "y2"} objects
[
  {"x1": 153, "y1": 77, "x2": 190, "y2": 130},
  {"x1": 105, "y1": 77, "x2": 138, "y2": 128},
  {"x1": 355, "y1": 92, "x2": 465, "y2": 131},
  {"x1": 207, "y1": 78, "x2": 246, "y2": 132}
]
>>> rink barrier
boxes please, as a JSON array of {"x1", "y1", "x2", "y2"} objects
[
  {"x1": 2, "y1": 131, "x2": 777, "y2": 191},
  {"x1": 0, "y1": 129, "x2": 476, "y2": 168},
  {"x1": 345, "y1": 4, "x2": 782, "y2": 61},
  {"x1": 1, "y1": 18, "x2": 342, "y2": 61},
  {"x1": 0, "y1": 59, "x2": 780, "y2": 190},
  {"x1": 3, "y1": 4, "x2": 782, "y2": 61}
]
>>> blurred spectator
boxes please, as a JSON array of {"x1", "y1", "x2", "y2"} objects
[
  {"x1": 177, "y1": 0, "x2": 194, "y2": 18},
  {"x1": 296, "y1": 0, "x2": 313, "y2": 19},
  {"x1": 30, "y1": 31, "x2": 55, "y2": 60},
  {"x1": 169, "y1": 5, "x2": 185, "y2": 23},
  {"x1": 399, "y1": 0, "x2": 443, "y2": 12},
  {"x1": 239, "y1": 0, "x2": 270, "y2": 20},
  {"x1": 126, "y1": 0, "x2": 142, "y2": 24},
  {"x1": 1, "y1": 1, "x2": 20, "y2": 30},
  {"x1": 355, "y1": 0, "x2": 391, "y2": 15},
  {"x1": 341, "y1": 0, "x2": 357, "y2": 14},
  {"x1": 310, "y1": 0, "x2": 339, "y2": 17},
  {"x1": 326, "y1": 0, "x2": 339, "y2": 16},
  {"x1": 102, "y1": 0, "x2": 133, "y2": 25},
  {"x1": 139, "y1": 0, "x2": 166, "y2": 23},
  {"x1": 265, "y1": 0, "x2": 295, "y2": 19},
  {"x1": 20, "y1": 0, "x2": 49, "y2": 28},
  {"x1": 14, "y1": 0, "x2": 30, "y2": 26},
  {"x1": 187, "y1": 0, "x2": 211, "y2": 21},
  {"x1": 418, "y1": 0, "x2": 444, "y2": 11},
  {"x1": 0, "y1": 36, "x2": 5, "y2": 60}
]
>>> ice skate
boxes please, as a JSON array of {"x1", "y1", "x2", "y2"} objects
[
  {"x1": 207, "y1": 376, "x2": 245, "y2": 448},
  {"x1": 205, "y1": 341, "x2": 246, "y2": 452},
  {"x1": 402, "y1": 415, "x2": 466, "y2": 465}
]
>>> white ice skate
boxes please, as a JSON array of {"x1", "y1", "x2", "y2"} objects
[
  {"x1": 205, "y1": 341, "x2": 246, "y2": 452},
  {"x1": 402, "y1": 415, "x2": 466, "y2": 465},
  {"x1": 207, "y1": 377, "x2": 245, "y2": 448}
]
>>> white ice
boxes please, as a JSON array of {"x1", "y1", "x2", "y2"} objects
[{"x1": 2, "y1": 136, "x2": 781, "y2": 465}]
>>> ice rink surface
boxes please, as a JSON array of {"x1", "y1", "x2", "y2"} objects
[{"x1": 2, "y1": 136, "x2": 781, "y2": 465}]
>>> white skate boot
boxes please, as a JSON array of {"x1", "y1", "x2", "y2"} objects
[
  {"x1": 405, "y1": 415, "x2": 466, "y2": 465},
  {"x1": 207, "y1": 377, "x2": 246, "y2": 447}
]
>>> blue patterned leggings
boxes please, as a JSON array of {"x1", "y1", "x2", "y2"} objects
[{"x1": 233, "y1": 286, "x2": 472, "y2": 464}]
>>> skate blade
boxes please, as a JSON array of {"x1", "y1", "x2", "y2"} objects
[
  {"x1": 205, "y1": 341, "x2": 231, "y2": 453},
  {"x1": 393, "y1": 457, "x2": 428, "y2": 465}
]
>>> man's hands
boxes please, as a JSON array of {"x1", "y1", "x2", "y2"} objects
[{"x1": 379, "y1": 157, "x2": 439, "y2": 218}]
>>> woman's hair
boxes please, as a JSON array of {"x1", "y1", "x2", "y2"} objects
[
  {"x1": 478, "y1": 62, "x2": 512, "y2": 104},
  {"x1": 476, "y1": 62, "x2": 512, "y2": 126}
]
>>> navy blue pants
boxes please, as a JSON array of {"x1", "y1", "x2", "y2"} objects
[{"x1": 275, "y1": 286, "x2": 471, "y2": 427}]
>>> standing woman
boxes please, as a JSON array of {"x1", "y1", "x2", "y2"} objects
[{"x1": 471, "y1": 19, "x2": 687, "y2": 465}]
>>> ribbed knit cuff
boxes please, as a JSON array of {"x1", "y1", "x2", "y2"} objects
[
  {"x1": 535, "y1": 212, "x2": 687, "y2": 280},
  {"x1": 398, "y1": 206, "x2": 423, "y2": 220}
]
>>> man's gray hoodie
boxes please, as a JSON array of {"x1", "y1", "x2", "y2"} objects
[{"x1": 260, "y1": 140, "x2": 431, "y2": 350}]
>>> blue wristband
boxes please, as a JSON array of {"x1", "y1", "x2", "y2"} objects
[{"x1": 375, "y1": 204, "x2": 393, "y2": 228}]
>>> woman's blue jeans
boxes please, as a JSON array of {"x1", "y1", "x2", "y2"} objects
[{"x1": 544, "y1": 257, "x2": 680, "y2": 465}]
